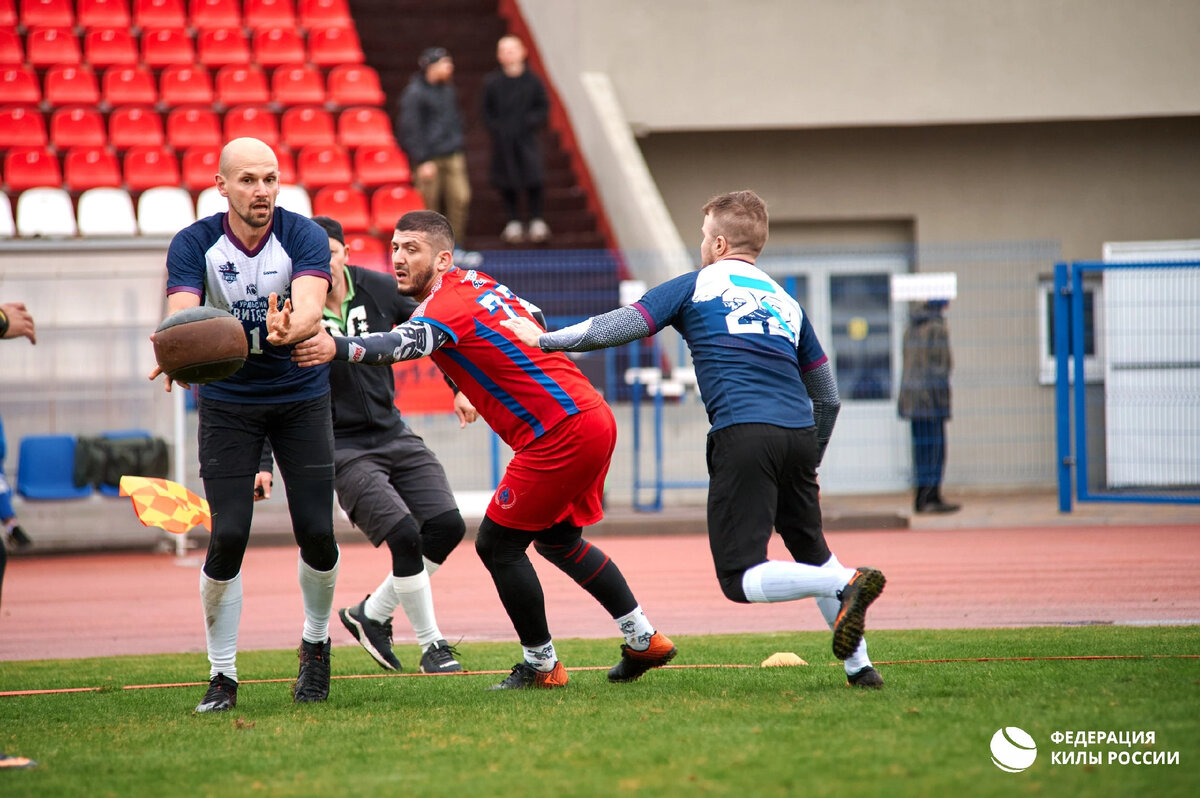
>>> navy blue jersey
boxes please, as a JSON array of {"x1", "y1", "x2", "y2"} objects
[
  {"x1": 166, "y1": 207, "x2": 332, "y2": 403},
  {"x1": 632, "y1": 258, "x2": 827, "y2": 432}
]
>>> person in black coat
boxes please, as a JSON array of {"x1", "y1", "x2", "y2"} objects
[{"x1": 481, "y1": 35, "x2": 551, "y2": 245}]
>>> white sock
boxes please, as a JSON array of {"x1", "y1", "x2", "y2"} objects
[
  {"x1": 423, "y1": 556, "x2": 441, "y2": 577},
  {"x1": 298, "y1": 549, "x2": 339, "y2": 644},
  {"x1": 741, "y1": 560, "x2": 849, "y2": 603},
  {"x1": 392, "y1": 571, "x2": 443, "y2": 649},
  {"x1": 200, "y1": 571, "x2": 242, "y2": 682},
  {"x1": 523, "y1": 640, "x2": 558, "y2": 672},
  {"x1": 814, "y1": 554, "x2": 872, "y2": 673},
  {"x1": 364, "y1": 573, "x2": 398, "y2": 622},
  {"x1": 614, "y1": 605, "x2": 656, "y2": 650}
]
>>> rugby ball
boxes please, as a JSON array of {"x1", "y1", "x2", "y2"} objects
[{"x1": 153, "y1": 306, "x2": 248, "y2": 384}]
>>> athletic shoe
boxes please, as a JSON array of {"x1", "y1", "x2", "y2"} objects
[
  {"x1": 607, "y1": 631, "x2": 677, "y2": 682},
  {"x1": 527, "y1": 218, "x2": 551, "y2": 243},
  {"x1": 489, "y1": 661, "x2": 568, "y2": 690},
  {"x1": 0, "y1": 752, "x2": 37, "y2": 769},
  {"x1": 833, "y1": 568, "x2": 887, "y2": 660},
  {"x1": 847, "y1": 666, "x2": 884, "y2": 689},
  {"x1": 195, "y1": 673, "x2": 237, "y2": 713},
  {"x1": 500, "y1": 220, "x2": 524, "y2": 244},
  {"x1": 8, "y1": 525, "x2": 32, "y2": 548},
  {"x1": 294, "y1": 638, "x2": 331, "y2": 703},
  {"x1": 339, "y1": 597, "x2": 401, "y2": 671},
  {"x1": 419, "y1": 640, "x2": 463, "y2": 674}
]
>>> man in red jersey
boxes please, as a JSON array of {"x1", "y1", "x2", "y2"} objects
[{"x1": 284, "y1": 210, "x2": 675, "y2": 689}]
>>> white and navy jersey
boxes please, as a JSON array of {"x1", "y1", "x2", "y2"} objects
[
  {"x1": 632, "y1": 258, "x2": 827, "y2": 432},
  {"x1": 165, "y1": 207, "x2": 332, "y2": 403}
]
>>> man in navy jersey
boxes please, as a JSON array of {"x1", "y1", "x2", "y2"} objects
[
  {"x1": 503, "y1": 190, "x2": 888, "y2": 688},
  {"x1": 150, "y1": 138, "x2": 340, "y2": 713}
]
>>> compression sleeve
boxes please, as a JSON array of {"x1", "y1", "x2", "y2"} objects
[
  {"x1": 538, "y1": 306, "x2": 651, "y2": 352},
  {"x1": 333, "y1": 318, "x2": 454, "y2": 364},
  {"x1": 800, "y1": 360, "x2": 841, "y2": 465}
]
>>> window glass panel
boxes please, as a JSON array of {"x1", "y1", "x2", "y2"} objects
[{"x1": 830, "y1": 273, "x2": 891, "y2": 400}]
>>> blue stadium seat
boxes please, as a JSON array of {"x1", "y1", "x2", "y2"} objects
[{"x1": 16, "y1": 435, "x2": 92, "y2": 500}]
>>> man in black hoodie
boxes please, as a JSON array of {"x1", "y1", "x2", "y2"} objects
[
  {"x1": 258, "y1": 216, "x2": 475, "y2": 674},
  {"x1": 398, "y1": 47, "x2": 471, "y2": 244}
]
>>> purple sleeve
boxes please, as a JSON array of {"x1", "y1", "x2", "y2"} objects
[{"x1": 630, "y1": 272, "x2": 698, "y2": 334}]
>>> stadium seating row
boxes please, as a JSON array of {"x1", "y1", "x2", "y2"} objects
[
  {"x1": 0, "y1": 20, "x2": 362, "y2": 67},
  {"x1": 0, "y1": 182, "x2": 422, "y2": 238},
  {"x1": 1, "y1": 0, "x2": 351, "y2": 33},
  {"x1": 1, "y1": 62, "x2": 385, "y2": 108},
  {"x1": 0, "y1": 104, "x2": 396, "y2": 155}
]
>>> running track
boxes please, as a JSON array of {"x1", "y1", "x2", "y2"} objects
[{"x1": 3, "y1": 525, "x2": 1198, "y2": 662}]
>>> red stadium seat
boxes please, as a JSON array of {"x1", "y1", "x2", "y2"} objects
[
  {"x1": 312, "y1": 184, "x2": 368, "y2": 231},
  {"x1": 215, "y1": 64, "x2": 270, "y2": 105},
  {"x1": 0, "y1": 0, "x2": 15, "y2": 25},
  {"x1": 189, "y1": 0, "x2": 239, "y2": 28},
  {"x1": 20, "y1": 0, "x2": 73, "y2": 27},
  {"x1": 345, "y1": 233, "x2": 389, "y2": 272},
  {"x1": 371, "y1": 184, "x2": 423, "y2": 231},
  {"x1": 337, "y1": 106, "x2": 393, "y2": 148},
  {"x1": 108, "y1": 105, "x2": 164, "y2": 149},
  {"x1": 0, "y1": 105, "x2": 47, "y2": 148},
  {"x1": 0, "y1": 27, "x2": 22, "y2": 64},
  {"x1": 123, "y1": 144, "x2": 180, "y2": 190},
  {"x1": 271, "y1": 64, "x2": 325, "y2": 106},
  {"x1": 243, "y1": 0, "x2": 294, "y2": 30},
  {"x1": 102, "y1": 65, "x2": 157, "y2": 106},
  {"x1": 307, "y1": 24, "x2": 362, "y2": 66},
  {"x1": 26, "y1": 26, "x2": 81, "y2": 67},
  {"x1": 296, "y1": 144, "x2": 350, "y2": 187},
  {"x1": 166, "y1": 106, "x2": 221, "y2": 148},
  {"x1": 196, "y1": 26, "x2": 250, "y2": 67},
  {"x1": 159, "y1": 64, "x2": 214, "y2": 106},
  {"x1": 133, "y1": 0, "x2": 186, "y2": 28},
  {"x1": 275, "y1": 146, "x2": 296, "y2": 182},
  {"x1": 223, "y1": 104, "x2": 279, "y2": 148},
  {"x1": 64, "y1": 145, "x2": 122, "y2": 191},
  {"x1": 281, "y1": 106, "x2": 335, "y2": 148},
  {"x1": 84, "y1": 27, "x2": 138, "y2": 67},
  {"x1": 3, "y1": 146, "x2": 61, "y2": 192},
  {"x1": 50, "y1": 106, "x2": 107, "y2": 149},
  {"x1": 326, "y1": 64, "x2": 385, "y2": 107},
  {"x1": 44, "y1": 65, "x2": 100, "y2": 106},
  {"x1": 141, "y1": 26, "x2": 194, "y2": 67},
  {"x1": 77, "y1": 0, "x2": 131, "y2": 29},
  {"x1": 181, "y1": 144, "x2": 219, "y2": 190},
  {"x1": 252, "y1": 26, "x2": 305, "y2": 67},
  {"x1": 354, "y1": 142, "x2": 409, "y2": 187},
  {"x1": 2, "y1": 64, "x2": 41, "y2": 105},
  {"x1": 297, "y1": 0, "x2": 349, "y2": 29}
]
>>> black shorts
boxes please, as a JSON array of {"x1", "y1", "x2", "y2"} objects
[
  {"x1": 705, "y1": 423, "x2": 830, "y2": 576},
  {"x1": 198, "y1": 394, "x2": 335, "y2": 481}
]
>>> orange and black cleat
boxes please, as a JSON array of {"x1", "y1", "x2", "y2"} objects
[
  {"x1": 833, "y1": 567, "x2": 886, "y2": 660},
  {"x1": 608, "y1": 631, "x2": 677, "y2": 682}
]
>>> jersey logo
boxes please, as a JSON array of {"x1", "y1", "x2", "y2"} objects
[
  {"x1": 347, "y1": 342, "x2": 366, "y2": 362},
  {"x1": 219, "y1": 261, "x2": 239, "y2": 284},
  {"x1": 461, "y1": 269, "x2": 486, "y2": 290},
  {"x1": 494, "y1": 483, "x2": 517, "y2": 510}
]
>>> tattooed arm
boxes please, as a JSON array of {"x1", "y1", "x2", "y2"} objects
[{"x1": 289, "y1": 318, "x2": 454, "y2": 367}]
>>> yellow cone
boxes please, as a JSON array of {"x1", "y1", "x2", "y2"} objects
[{"x1": 761, "y1": 652, "x2": 808, "y2": 667}]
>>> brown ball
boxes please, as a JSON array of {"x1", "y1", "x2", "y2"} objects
[{"x1": 153, "y1": 306, "x2": 248, "y2": 384}]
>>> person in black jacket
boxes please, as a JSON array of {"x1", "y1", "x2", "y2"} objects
[
  {"x1": 398, "y1": 47, "x2": 471, "y2": 245},
  {"x1": 481, "y1": 35, "x2": 551, "y2": 245},
  {"x1": 257, "y1": 217, "x2": 476, "y2": 674}
]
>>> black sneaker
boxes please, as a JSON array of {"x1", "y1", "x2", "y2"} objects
[
  {"x1": 833, "y1": 568, "x2": 886, "y2": 660},
  {"x1": 607, "y1": 631, "x2": 677, "y2": 683},
  {"x1": 847, "y1": 666, "x2": 884, "y2": 689},
  {"x1": 488, "y1": 661, "x2": 568, "y2": 690},
  {"x1": 195, "y1": 673, "x2": 237, "y2": 713},
  {"x1": 8, "y1": 525, "x2": 32, "y2": 548},
  {"x1": 338, "y1": 597, "x2": 401, "y2": 671},
  {"x1": 294, "y1": 638, "x2": 331, "y2": 703},
  {"x1": 419, "y1": 640, "x2": 463, "y2": 674}
]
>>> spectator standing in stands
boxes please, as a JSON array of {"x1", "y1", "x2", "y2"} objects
[
  {"x1": 1, "y1": 302, "x2": 37, "y2": 606},
  {"x1": 256, "y1": 215, "x2": 474, "y2": 675},
  {"x1": 481, "y1": 35, "x2": 551, "y2": 245},
  {"x1": 398, "y1": 47, "x2": 472, "y2": 246},
  {"x1": 898, "y1": 299, "x2": 960, "y2": 514}
]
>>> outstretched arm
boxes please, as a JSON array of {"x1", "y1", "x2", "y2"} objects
[
  {"x1": 501, "y1": 305, "x2": 651, "y2": 352},
  {"x1": 291, "y1": 317, "x2": 454, "y2": 367}
]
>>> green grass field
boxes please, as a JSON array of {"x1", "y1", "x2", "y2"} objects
[{"x1": 2, "y1": 626, "x2": 1197, "y2": 797}]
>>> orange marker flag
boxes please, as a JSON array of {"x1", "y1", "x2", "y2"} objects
[{"x1": 119, "y1": 476, "x2": 212, "y2": 535}]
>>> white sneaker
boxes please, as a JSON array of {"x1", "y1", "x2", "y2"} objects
[
  {"x1": 501, "y1": 220, "x2": 524, "y2": 243},
  {"x1": 528, "y1": 218, "x2": 551, "y2": 243}
]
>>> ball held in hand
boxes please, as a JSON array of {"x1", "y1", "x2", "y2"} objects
[{"x1": 153, "y1": 306, "x2": 248, "y2": 384}]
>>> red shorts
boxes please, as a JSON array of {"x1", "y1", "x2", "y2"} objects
[{"x1": 486, "y1": 402, "x2": 617, "y2": 531}]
